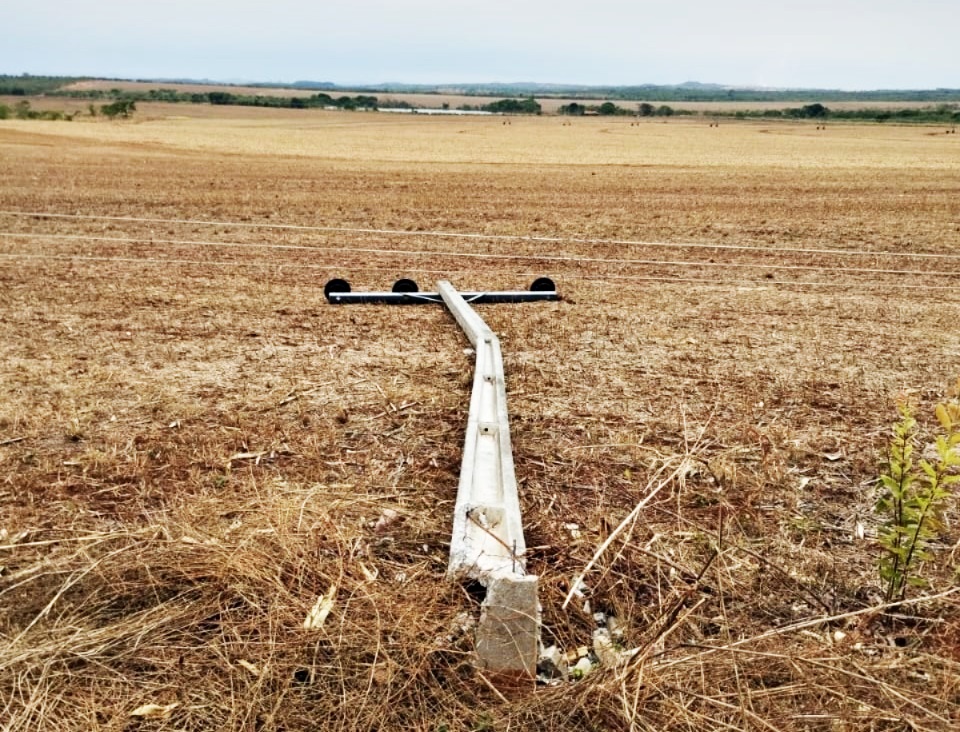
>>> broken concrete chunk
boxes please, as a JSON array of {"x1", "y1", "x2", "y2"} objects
[{"x1": 475, "y1": 575, "x2": 540, "y2": 677}]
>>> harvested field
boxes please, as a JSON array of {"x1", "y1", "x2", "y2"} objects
[{"x1": 1, "y1": 109, "x2": 960, "y2": 730}]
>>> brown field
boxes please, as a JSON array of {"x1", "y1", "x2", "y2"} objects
[{"x1": 1, "y1": 109, "x2": 960, "y2": 730}]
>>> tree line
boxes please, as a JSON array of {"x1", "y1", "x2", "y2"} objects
[
  {"x1": 0, "y1": 74, "x2": 84, "y2": 95},
  {"x1": 558, "y1": 101, "x2": 683, "y2": 116},
  {"x1": 207, "y1": 91, "x2": 378, "y2": 110},
  {"x1": 720, "y1": 102, "x2": 960, "y2": 123},
  {"x1": 0, "y1": 99, "x2": 137, "y2": 120},
  {"x1": 5, "y1": 74, "x2": 960, "y2": 104},
  {"x1": 3, "y1": 73, "x2": 956, "y2": 124}
]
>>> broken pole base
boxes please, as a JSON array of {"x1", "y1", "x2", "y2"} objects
[{"x1": 475, "y1": 574, "x2": 540, "y2": 685}]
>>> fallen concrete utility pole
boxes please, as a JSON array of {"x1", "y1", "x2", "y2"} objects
[
  {"x1": 437, "y1": 281, "x2": 540, "y2": 682},
  {"x1": 326, "y1": 277, "x2": 556, "y2": 684}
]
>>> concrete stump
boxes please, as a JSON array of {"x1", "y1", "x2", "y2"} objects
[{"x1": 475, "y1": 575, "x2": 540, "y2": 679}]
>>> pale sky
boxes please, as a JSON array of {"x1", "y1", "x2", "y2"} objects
[{"x1": 2, "y1": 1, "x2": 956, "y2": 90}]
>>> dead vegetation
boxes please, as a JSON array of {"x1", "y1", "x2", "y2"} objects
[{"x1": 1, "y1": 111, "x2": 959, "y2": 730}]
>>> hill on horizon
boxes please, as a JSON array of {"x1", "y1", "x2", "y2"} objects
[{"x1": 2, "y1": 73, "x2": 960, "y2": 103}]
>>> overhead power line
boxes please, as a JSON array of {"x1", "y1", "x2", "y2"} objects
[
  {"x1": 4, "y1": 252, "x2": 960, "y2": 293},
  {"x1": 1, "y1": 209, "x2": 958, "y2": 261},
  {"x1": 2, "y1": 231, "x2": 957, "y2": 278}
]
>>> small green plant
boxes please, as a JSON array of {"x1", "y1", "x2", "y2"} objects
[
  {"x1": 472, "y1": 712, "x2": 494, "y2": 731},
  {"x1": 875, "y1": 383, "x2": 960, "y2": 601}
]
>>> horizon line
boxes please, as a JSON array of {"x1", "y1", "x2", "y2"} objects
[{"x1": 4, "y1": 72, "x2": 960, "y2": 95}]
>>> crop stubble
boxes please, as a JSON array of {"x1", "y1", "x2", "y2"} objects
[{"x1": 1, "y1": 111, "x2": 959, "y2": 730}]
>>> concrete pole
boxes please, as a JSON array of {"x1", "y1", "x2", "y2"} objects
[{"x1": 437, "y1": 280, "x2": 540, "y2": 682}]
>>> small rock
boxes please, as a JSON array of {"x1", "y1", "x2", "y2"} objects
[
  {"x1": 593, "y1": 628, "x2": 620, "y2": 667},
  {"x1": 571, "y1": 657, "x2": 595, "y2": 679},
  {"x1": 537, "y1": 645, "x2": 568, "y2": 680},
  {"x1": 452, "y1": 611, "x2": 476, "y2": 637},
  {"x1": 374, "y1": 508, "x2": 403, "y2": 534}
]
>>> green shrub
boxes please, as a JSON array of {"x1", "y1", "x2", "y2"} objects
[
  {"x1": 483, "y1": 97, "x2": 541, "y2": 114},
  {"x1": 876, "y1": 383, "x2": 960, "y2": 601},
  {"x1": 558, "y1": 102, "x2": 584, "y2": 115},
  {"x1": 100, "y1": 100, "x2": 136, "y2": 118}
]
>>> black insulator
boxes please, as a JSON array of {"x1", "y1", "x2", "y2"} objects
[
  {"x1": 530, "y1": 277, "x2": 556, "y2": 292},
  {"x1": 392, "y1": 278, "x2": 420, "y2": 293},
  {"x1": 323, "y1": 279, "x2": 351, "y2": 298}
]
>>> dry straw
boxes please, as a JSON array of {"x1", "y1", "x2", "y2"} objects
[{"x1": 3, "y1": 110, "x2": 960, "y2": 730}]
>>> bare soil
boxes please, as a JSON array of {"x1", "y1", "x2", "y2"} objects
[{"x1": 1, "y1": 109, "x2": 959, "y2": 730}]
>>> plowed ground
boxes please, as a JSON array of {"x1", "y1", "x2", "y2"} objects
[{"x1": 1, "y1": 108, "x2": 959, "y2": 730}]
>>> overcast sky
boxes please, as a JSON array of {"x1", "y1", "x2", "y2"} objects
[{"x1": 3, "y1": 1, "x2": 956, "y2": 90}]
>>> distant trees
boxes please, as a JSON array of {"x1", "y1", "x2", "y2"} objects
[
  {"x1": 0, "y1": 74, "x2": 81, "y2": 95},
  {"x1": 483, "y1": 97, "x2": 541, "y2": 114},
  {"x1": 100, "y1": 99, "x2": 136, "y2": 118},
  {"x1": 2, "y1": 100, "x2": 71, "y2": 121},
  {"x1": 6, "y1": 72, "x2": 955, "y2": 126},
  {"x1": 5, "y1": 74, "x2": 960, "y2": 107},
  {"x1": 207, "y1": 91, "x2": 234, "y2": 105},
  {"x1": 558, "y1": 101, "x2": 676, "y2": 117},
  {"x1": 206, "y1": 90, "x2": 376, "y2": 110},
  {"x1": 558, "y1": 102, "x2": 585, "y2": 115},
  {"x1": 378, "y1": 98, "x2": 414, "y2": 110},
  {"x1": 796, "y1": 103, "x2": 828, "y2": 118},
  {"x1": 709, "y1": 102, "x2": 959, "y2": 124}
]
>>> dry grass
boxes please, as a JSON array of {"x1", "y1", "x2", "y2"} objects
[
  {"x1": 4, "y1": 109, "x2": 957, "y2": 169},
  {"x1": 1, "y1": 110, "x2": 959, "y2": 730}
]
